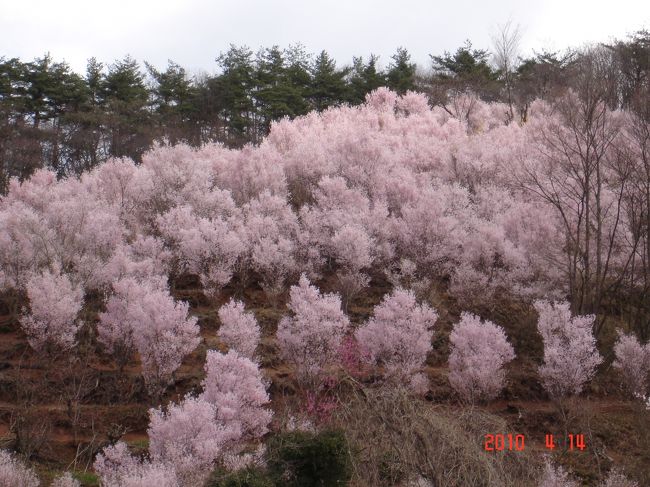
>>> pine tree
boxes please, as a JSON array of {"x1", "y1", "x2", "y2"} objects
[
  {"x1": 308, "y1": 51, "x2": 350, "y2": 112},
  {"x1": 102, "y1": 56, "x2": 151, "y2": 161},
  {"x1": 348, "y1": 54, "x2": 386, "y2": 103},
  {"x1": 386, "y1": 48, "x2": 416, "y2": 94},
  {"x1": 216, "y1": 45, "x2": 256, "y2": 145}
]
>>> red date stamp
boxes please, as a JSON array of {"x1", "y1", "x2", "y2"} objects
[
  {"x1": 484, "y1": 433, "x2": 525, "y2": 451},
  {"x1": 484, "y1": 433, "x2": 586, "y2": 451}
]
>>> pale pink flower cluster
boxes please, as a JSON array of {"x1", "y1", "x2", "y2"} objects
[
  {"x1": 218, "y1": 299, "x2": 261, "y2": 359},
  {"x1": 448, "y1": 312, "x2": 515, "y2": 403},
  {"x1": 98, "y1": 277, "x2": 200, "y2": 395},
  {"x1": 50, "y1": 472, "x2": 81, "y2": 487},
  {"x1": 613, "y1": 331, "x2": 650, "y2": 399},
  {"x1": 21, "y1": 268, "x2": 83, "y2": 352},
  {"x1": 95, "y1": 348, "x2": 273, "y2": 486},
  {"x1": 535, "y1": 300, "x2": 602, "y2": 399},
  {"x1": 538, "y1": 457, "x2": 578, "y2": 487},
  {"x1": 94, "y1": 442, "x2": 180, "y2": 487},
  {"x1": 355, "y1": 288, "x2": 437, "y2": 381},
  {"x1": 277, "y1": 275, "x2": 349, "y2": 382},
  {"x1": 0, "y1": 449, "x2": 39, "y2": 487}
]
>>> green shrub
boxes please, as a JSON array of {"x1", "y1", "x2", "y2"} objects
[{"x1": 267, "y1": 430, "x2": 351, "y2": 487}]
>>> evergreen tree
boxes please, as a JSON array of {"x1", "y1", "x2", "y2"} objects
[
  {"x1": 348, "y1": 54, "x2": 386, "y2": 104},
  {"x1": 62, "y1": 57, "x2": 108, "y2": 174},
  {"x1": 514, "y1": 50, "x2": 575, "y2": 120},
  {"x1": 254, "y1": 46, "x2": 292, "y2": 135},
  {"x1": 386, "y1": 48, "x2": 416, "y2": 94},
  {"x1": 284, "y1": 43, "x2": 312, "y2": 116},
  {"x1": 102, "y1": 56, "x2": 151, "y2": 160},
  {"x1": 309, "y1": 50, "x2": 350, "y2": 112},
  {"x1": 429, "y1": 40, "x2": 500, "y2": 101},
  {"x1": 216, "y1": 45, "x2": 256, "y2": 145},
  {"x1": 430, "y1": 40, "x2": 496, "y2": 82},
  {"x1": 147, "y1": 60, "x2": 197, "y2": 144}
]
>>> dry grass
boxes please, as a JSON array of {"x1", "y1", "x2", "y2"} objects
[{"x1": 332, "y1": 387, "x2": 539, "y2": 487}]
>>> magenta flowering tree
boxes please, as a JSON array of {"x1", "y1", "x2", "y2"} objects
[
  {"x1": 448, "y1": 312, "x2": 515, "y2": 403},
  {"x1": 217, "y1": 299, "x2": 261, "y2": 360},
  {"x1": 20, "y1": 268, "x2": 84, "y2": 353},
  {"x1": 355, "y1": 288, "x2": 437, "y2": 383},
  {"x1": 277, "y1": 275, "x2": 349, "y2": 383},
  {"x1": 535, "y1": 300, "x2": 602, "y2": 399}
]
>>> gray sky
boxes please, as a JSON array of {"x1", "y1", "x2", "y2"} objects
[{"x1": 1, "y1": 0, "x2": 649, "y2": 75}]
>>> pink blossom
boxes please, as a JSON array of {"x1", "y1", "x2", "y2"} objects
[
  {"x1": 535, "y1": 300, "x2": 602, "y2": 398},
  {"x1": 598, "y1": 470, "x2": 639, "y2": 487},
  {"x1": 21, "y1": 268, "x2": 84, "y2": 352},
  {"x1": 148, "y1": 396, "x2": 238, "y2": 485},
  {"x1": 538, "y1": 457, "x2": 578, "y2": 487},
  {"x1": 355, "y1": 288, "x2": 437, "y2": 380},
  {"x1": 200, "y1": 350, "x2": 272, "y2": 443},
  {"x1": 277, "y1": 275, "x2": 349, "y2": 382},
  {"x1": 218, "y1": 299, "x2": 261, "y2": 359},
  {"x1": 94, "y1": 442, "x2": 180, "y2": 487},
  {"x1": 0, "y1": 449, "x2": 39, "y2": 487},
  {"x1": 51, "y1": 472, "x2": 81, "y2": 487},
  {"x1": 613, "y1": 331, "x2": 650, "y2": 399},
  {"x1": 99, "y1": 278, "x2": 200, "y2": 395},
  {"x1": 448, "y1": 313, "x2": 515, "y2": 403}
]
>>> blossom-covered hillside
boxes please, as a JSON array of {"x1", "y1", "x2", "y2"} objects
[{"x1": 0, "y1": 88, "x2": 649, "y2": 486}]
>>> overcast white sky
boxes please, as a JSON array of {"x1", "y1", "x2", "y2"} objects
[{"x1": 1, "y1": 0, "x2": 649, "y2": 75}]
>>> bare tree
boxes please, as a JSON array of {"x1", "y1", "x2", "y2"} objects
[
  {"x1": 491, "y1": 20, "x2": 523, "y2": 122},
  {"x1": 519, "y1": 79, "x2": 631, "y2": 336}
]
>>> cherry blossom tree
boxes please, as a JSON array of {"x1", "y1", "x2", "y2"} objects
[
  {"x1": 148, "y1": 396, "x2": 239, "y2": 486},
  {"x1": 598, "y1": 470, "x2": 639, "y2": 487},
  {"x1": 330, "y1": 224, "x2": 373, "y2": 306},
  {"x1": 241, "y1": 190, "x2": 299, "y2": 304},
  {"x1": 94, "y1": 442, "x2": 179, "y2": 487},
  {"x1": 538, "y1": 457, "x2": 578, "y2": 487},
  {"x1": 217, "y1": 299, "x2": 261, "y2": 359},
  {"x1": 200, "y1": 349, "x2": 272, "y2": 443},
  {"x1": 277, "y1": 275, "x2": 349, "y2": 383},
  {"x1": 0, "y1": 449, "x2": 39, "y2": 487},
  {"x1": 157, "y1": 205, "x2": 244, "y2": 299},
  {"x1": 21, "y1": 268, "x2": 84, "y2": 353},
  {"x1": 51, "y1": 472, "x2": 81, "y2": 487},
  {"x1": 0, "y1": 202, "x2": 50, "y2": 290},
  {"x1": 98, "y1": 277, "x2": 151, "y2": 370},
  {"x1": 98, "y1": 235, "x2": 171, "y2": 288},
  {"x1": 535, "y1": 300, "x2": 602, "y2": 399},
  {"x1": 98, "y1": 277, "x2": 200, "y2": 396},
  {"x1": 355, "y1": 288, "x2": 437, "y2": 382},
  {"x1": 613, "y1": 331, "x2": 650, "y2": 399},
  {"x1": 448, "y1": 312, "x2": 515, "y2": 403}
]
